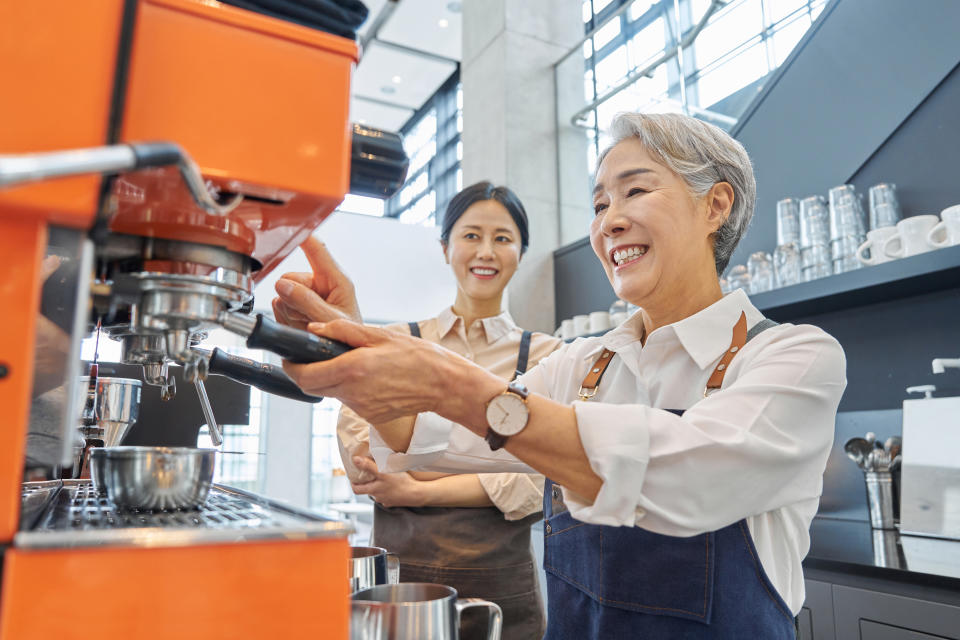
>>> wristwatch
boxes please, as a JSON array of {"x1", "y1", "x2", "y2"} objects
[{"x1": 484, "y1": 381, "x2": 530, "y2": 451}]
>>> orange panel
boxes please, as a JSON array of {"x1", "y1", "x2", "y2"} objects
[
  {"x1": 0, "y1": 0, "x2": 124, "y2": 228},
  {"x1": 122, "y1": 0, "x2": 356, "y2": 200},
  {"x1": 0, "y1": 220, "x2": 47, "y2": 541},
  {"x1": 0, "y1": 537, "x2": 350, "y2": 639}
]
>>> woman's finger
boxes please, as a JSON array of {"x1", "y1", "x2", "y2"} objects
[
  {"x1": 352, "y1": 456, "x2": 380, "y2": 475},
  {"x1": 351, "y1": 481, "x2": 378, "y2": 496},
  {"x1": 306, "y1": 319, "x2": 385, "y2": 349},
  {"x1": 40, "y1": 254, "x2": 62, "y2": 281},
  {"x1": 273, "y1": 298, "x2": 311, "y2": 324},
  {"x1": 278, "y1": 272, "x2": 314, "y2": 288},
  {"x1": 301, "y1": 236, "x2": 354, "y2": 296},
  {"x1": 275, "y1": 277, "x2": 347, "y2": 324}
]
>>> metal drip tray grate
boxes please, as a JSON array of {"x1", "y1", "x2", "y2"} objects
[
  {"x1": 54, "y1": 483, "x2": 285, "y2": 531},
  {"x1": 17, "y1": 480, "x2": 351, "y2": 549}
]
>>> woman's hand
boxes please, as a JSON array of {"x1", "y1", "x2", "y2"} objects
[
  {"x1": 272, "y1": 237, "x2": 362, "y2": 328},
  {"x1": 351, "y1": 457, "x2": 493, "y2": 508},
  {"x1": 350, "y1": 456, "x2": 426, "y2": 508},
  {"x1": 281, "y1": 319, "x2": 504, "y2": 429}
]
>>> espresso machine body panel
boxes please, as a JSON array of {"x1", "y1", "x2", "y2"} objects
[
  {"x1": 0, "y1": 2, "x2": 364, "y2": 637},
  {"x1": 1, "y1": 535, "x2": 349, "y2": 639}
]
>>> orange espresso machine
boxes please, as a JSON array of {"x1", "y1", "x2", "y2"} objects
[{"x1": 0, "y1": 1, "x2": 406, "y2": 638}]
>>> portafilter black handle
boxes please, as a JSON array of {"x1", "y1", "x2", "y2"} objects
[
  {"x1": 198, "y1": 347, "x2": 323, "y2": 404},
  {"x1": 220, "y1": 312, "x2": 354, "y2": 365}
]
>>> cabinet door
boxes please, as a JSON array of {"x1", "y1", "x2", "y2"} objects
[
  {"x1": 860, "y1": 619, "x2": 951, "y2": 640},
  {"x1": 833, "y1": 585, "x2": 960, "y2": 640},
  {"x1": 800, "y1": 579, "x2": 836, "y2": 640}
]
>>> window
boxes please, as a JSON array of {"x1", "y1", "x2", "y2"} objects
[
  {"x1": 575, "y1": 0, "x2": 827, "y2": 169},
  {"x1": 385, "y1": 73, "x2": 462, "y2": 228},
  {"x1": 308, "y1": 398, "x2": 344, "y2": 510}
]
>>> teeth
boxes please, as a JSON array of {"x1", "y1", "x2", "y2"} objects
[
  {"x1": 472, "y1": 268, "x2": 497, "y2": 275},
  {"x1": 613, "y1": 246, "x2": 647, "y2": 266}
]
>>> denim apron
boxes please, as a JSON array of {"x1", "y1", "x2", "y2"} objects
[
  {"x1": 372, "y1": 325, "x2": 544, "y2": 640},
  {"x1": 542, "y1": 315, "x2": 796, "y2": 639}
]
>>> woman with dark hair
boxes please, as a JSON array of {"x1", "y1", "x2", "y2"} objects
[{"x1": 274, "y1": 181, "x2": 560, "y2": 640}]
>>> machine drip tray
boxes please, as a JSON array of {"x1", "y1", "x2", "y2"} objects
[{"x1": 16, "y1": 480, "x2": 351, "y2": 550}]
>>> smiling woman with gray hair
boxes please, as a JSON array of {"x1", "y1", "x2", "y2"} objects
[{"x1": 277, "y1": 111, "x2": 847, "y2": 639}]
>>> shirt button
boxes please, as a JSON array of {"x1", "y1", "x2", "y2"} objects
[
  {"x1": 552, "y1": 486, "x2": 562, "y2": 499},
  {"x1": 636, "y1": 508, "x2": 646, "y2": 518},
  {"x1": 545, "y1": 523, "x2": 552, "y2": 534}
]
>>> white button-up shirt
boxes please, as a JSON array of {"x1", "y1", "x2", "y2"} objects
[{"x1": 371, "y1": 289, "x2": 847, "y2": 614}]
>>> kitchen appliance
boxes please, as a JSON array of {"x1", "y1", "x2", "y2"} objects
[
  {"x1": 94, "y1": 446, "x2": 216, "y2": 509},
  {"x1": 0, "y1": 1, "x2": 407, "y2": 637},
  {"x1": 351, "y1": 583, "x2": 503, "y2": 640},
  {"x1": 351, "y1": 546, "x2": 400, "y2": 593},
  {"x1": 899, "y1": 360, "x2": 960, "y2": 540}
]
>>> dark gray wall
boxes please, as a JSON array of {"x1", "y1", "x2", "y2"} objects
[{"x1": 728, "y1": 0, "x2": 960, "y2": 267}]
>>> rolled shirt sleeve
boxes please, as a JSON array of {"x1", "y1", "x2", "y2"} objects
[
  {"x1": 562, "y1": 328, "x2": 846, "y2": 533},
  {"x1": 478, "y1": 472, "x2": 545, "y2": 520}
]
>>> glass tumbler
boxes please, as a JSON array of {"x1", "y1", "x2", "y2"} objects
[
  {"x1": 776, "y1": 198, "x2": 801, "y2": 246},
  {"x1": 773, "y1": 243, "x2": 801, "y2": 288},
  {"x1": 726, "y1": 265, "x2": 750, "y2": 292},
  {"x1": 799, "y1": 196, "x2": 830, "y2": 248},
  {"x1": 868, "y1": 183, "x2": 902, "y2": 230},
  {"x1": 828, "y1": 184, "x2": 867, "y2": 241},
  {"x1": 747, "y1": 252, "x2": 774, "y2": 294}
]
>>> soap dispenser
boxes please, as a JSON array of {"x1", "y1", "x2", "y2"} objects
[{"x1": 898, "y1": 361, "x2": 960, "y2": 540}]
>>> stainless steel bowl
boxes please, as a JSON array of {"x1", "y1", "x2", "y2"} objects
[
  {"x1": 89, "y1": 448, "x2": 108, "y2": 494},
  {"x1": 98, "y1": 446, "x2": 216, "y2": 510}
]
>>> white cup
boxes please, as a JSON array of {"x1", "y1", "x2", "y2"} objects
[
  {"x1": 588, "y1": 311, "x2": 611, "y2": 333},
  {"x1": 928, "y1": 205, "x2": 960, "y2": 248},
  {"x1": 610, "y1": 311, "x2": 629, "y2": 326},
  {"x1": 572, "y1": 314, "x2": 590, "y2": 336},
  {"x1": 856, "y1": 227, "x2": 898, "y2": 266},
  {"x1": 882, "y1": 215, "x2": 940, "y2": 259},
  {"x1": 559, "y1": 319, "x2": 576, "y2": 340}
]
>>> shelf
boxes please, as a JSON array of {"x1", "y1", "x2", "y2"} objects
[{"x1": 750, "y1": 244, "x2": 960, "y2": 321}]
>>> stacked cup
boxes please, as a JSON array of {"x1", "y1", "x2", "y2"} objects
[
  {"x1": 748, "y1": 252, "x2": 774, "y2": 294},
  {"x1": 828, "y1": 184, "x2": 867, "y2": 274},
  {"x1": 774, "y1": 198, "x2": 802, "y2": 288},
  {"x1": 799, "y1": 195, "x2": 832, "y2": 281},
  {"x1": 857, "y1": 183, "x2": 902, "y2": 266},
  {"x1": 929, "y1": 204, "x2": 960, "y2": 248}
]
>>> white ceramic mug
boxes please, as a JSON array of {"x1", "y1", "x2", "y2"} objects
[
  {"x1": 588, "y1": 311, "x2": 611, "y2": 333},
  {"x1": 559, "y1": 319, "x2": 576, "y2": 341},
  {"x1": 856, "y1": 227, "x2": 898, "y2": 266},
  {"x1": 572, "y1": 314, "x2": 590, "y2": 336},
  {"x1": 882, "y1": 215, "x2": 940, "y2": 259},
  {"x1": 927, "y1": 205, "x2": 960, "y2": 248},
  {"x1": 610, "y1": 311, "x2": 629, "y2": 326}
]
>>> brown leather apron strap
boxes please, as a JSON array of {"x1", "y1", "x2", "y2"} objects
[
  {"x1": 578, "y1": 349, "x2": 615, "y2": 401},
  {"x1": 577, "y1": 311, "x2": 753, "y2": 402},
  {"x1": 704, "y1": 311, "x2": 748, "y2": 396}
]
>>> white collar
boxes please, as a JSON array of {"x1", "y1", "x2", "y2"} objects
[
  {"x1": 594, "y1": 289, "x2": 766, "y2": 369},
  {"x1": 436, "y1": 306, "x2": 517, "y2": 345}
]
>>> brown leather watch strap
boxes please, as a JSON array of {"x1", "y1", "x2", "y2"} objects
[
  {"x1": 578, "y1": 349, "x2": 616, "y2": 401},
  {"x1": 705, "y1": 311, "x2": 748, "y2": 395}
]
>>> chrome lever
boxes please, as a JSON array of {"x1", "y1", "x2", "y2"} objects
[{"x1": 194, "y1": 378, "x2": 222, "y2": 447}]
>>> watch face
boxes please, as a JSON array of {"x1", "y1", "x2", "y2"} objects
[{"x1": 486, "y1": 392, "x2": 529, "y2": 437}]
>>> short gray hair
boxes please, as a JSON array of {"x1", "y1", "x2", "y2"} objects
[{"x1": 598, "y1": 112, "x2": 756, "y2": 276}]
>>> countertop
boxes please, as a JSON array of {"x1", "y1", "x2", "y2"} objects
[{"x1": 805, "y1": 517, "x2": 960, "y2": 588}]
